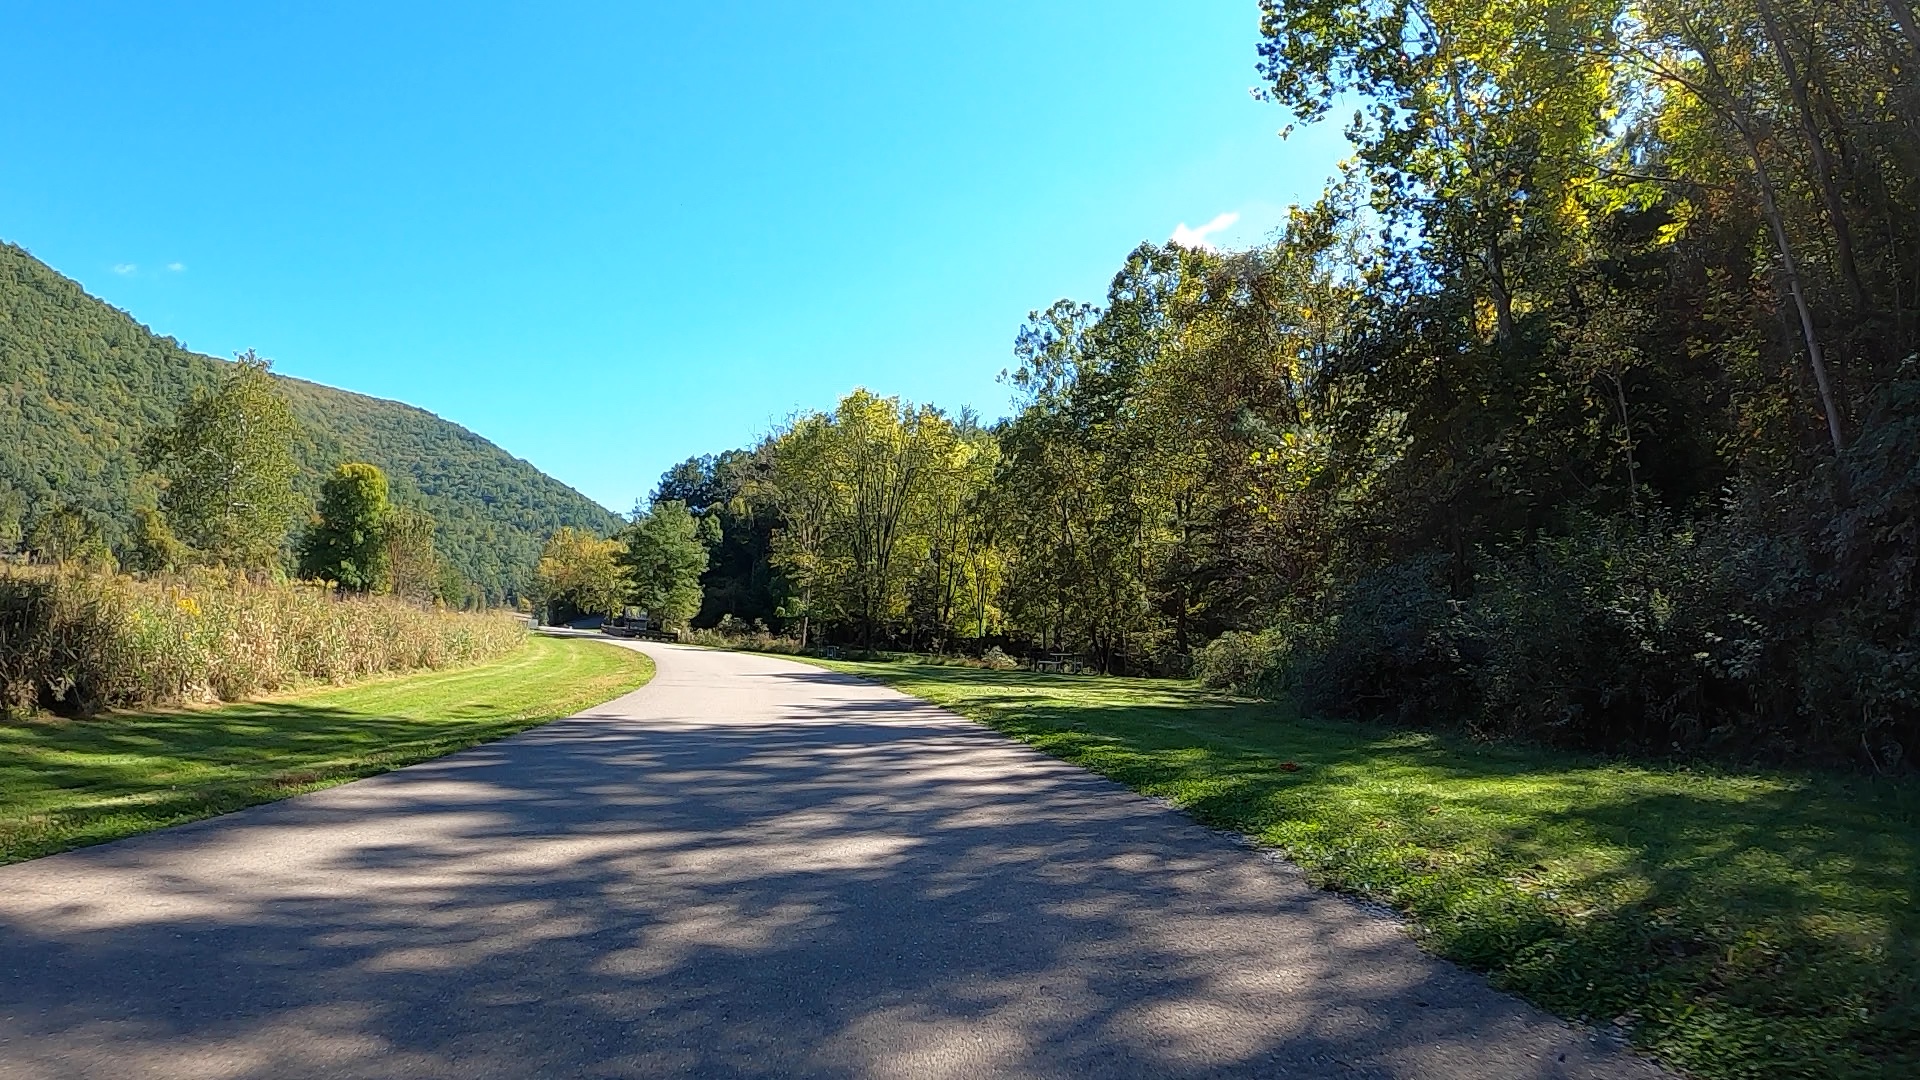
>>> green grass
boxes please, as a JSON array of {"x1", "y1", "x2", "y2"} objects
[
  {"x1": 0, "y1": 634, "x2": 653, "y2": 865},
  {"x1": 814, "y1": 659, "x2": 1918, "y2": 1080}
]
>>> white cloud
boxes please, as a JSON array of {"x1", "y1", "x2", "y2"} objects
[
  {"x1": 1169, "y1": 211, "x2": 1241, "y2": 252},
  {"x1": 112, "y1": 263, "x2": 138, "y2": 275},
  {"x1": 166, "y1": 262, "x2": 186, "y2": 272}
]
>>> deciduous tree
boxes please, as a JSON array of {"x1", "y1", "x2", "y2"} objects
[
  {"x1": 382, "y1": 506, "x2": 442, "y2": 603},
  {"x1": 618, "y1": 500, "x2": 709, "y2": 630},
  {"x1": 297, "y1": 463, "x2": 391, "y2": 592},
  {"x1": 127, "y1": 507, "x2": 190, "y2": 574},
  {"x1": 534, "y1": 527, "x2": 626, "y2": 624},
  {"x1": 145, "y1": 351, "x2": 302, "y2": 571}
]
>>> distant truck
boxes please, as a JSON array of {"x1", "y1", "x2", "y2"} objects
[{"x1": 601, "y1": 608, "x2": 677, "y2": 642}]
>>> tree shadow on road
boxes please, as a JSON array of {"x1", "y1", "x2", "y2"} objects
[{"x1": 0, "y1": 687, "x2": 1650, "y2": 1079}]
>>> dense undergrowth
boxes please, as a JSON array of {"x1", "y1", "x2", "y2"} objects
[
  {"x1": 1192, "y1": 496, "x2": 1920, "y2": 768},
  {"x1": 0, "y1": 564, "x2": 526, "y2": 717},
  {"x1": 685, "y1": 622, "x2": 1026, "y2": 670},
  {"x1": 682, "y1": 619, "x2": 807, "y2": 655}
]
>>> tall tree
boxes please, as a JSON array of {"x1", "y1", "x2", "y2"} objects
[
  {"x1": 144, "y1": 351, "x2": 302, "y2": 570},
  {"x1": 833, "y1": 391, "x2": 940, "y2": 647},
  {"x1": 653, "y1": 450, "x2": 779, "y2": 626},
  {"x1": 618, "y1": 500, "x2": 710, "y2": 631},
  {"x1": 382, "y1": 506, "x2": 443, "y2": 603},
  {"x1": 760, "y1": 418, "x2": 840, "y2": 648},
  {"x1": 534, "y1": 527, "x2": 627, "y2": 624},
  {"x1": 297, "y1": 463, "x2": 392, "y2": 592}
]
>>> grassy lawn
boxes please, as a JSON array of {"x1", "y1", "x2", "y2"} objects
[
  {"x1": 0, "y1": 634, "x2": 653, "y2": 865},
  {"x1": 815, "y1": 659, "x2": 1917, "y2": 1080}
]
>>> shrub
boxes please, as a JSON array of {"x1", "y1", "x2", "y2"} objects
[
  {"x1": 1463, "y1": 520, "x2": 1777, "y2": 752},
  {"x1": 1292, "y1": 555, "x2": 1478, "y2": 728},
  {"x1": 981, "y1": 645, "x2": 1019, "y2": 670},
  {"x1": 685, "y1": 621, "x2": 806, "y2": 655},
  {"x1": 1260, "y1": 513, "x2": 1905, "y2": 762},
  {"x1": 1808, "y1": 371, "x2": 1920, "y2": 769},
  {"x1": 1192, "y1": 629, "x2": 1294, "y2": 697},
  {"x1": 0, "y1": 565, "x2": 526, "y2": 718}
]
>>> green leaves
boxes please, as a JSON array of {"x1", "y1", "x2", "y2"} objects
[
  {"x1": 297, "y1": 462, "x2": 391, "y2": 592},
  {"x1": 533, "y1": 527, "x2": 626, "y2": 623},
  {"x1": 756, "y1": 392, "x2": 996, "y2": 647},
  {"x1": 618, "y1": 500, "x2": 709, "y2": 631},
  {"x1": 0, "y1": 242, "x2": 619, "y2": 601},
  {"x1": 144, "y1": 352, "x2": 302, "y2": 572}
]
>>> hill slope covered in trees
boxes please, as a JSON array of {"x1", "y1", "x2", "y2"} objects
[{"x1": 0, "y1": 241, "x2": 620, "y2": 601}]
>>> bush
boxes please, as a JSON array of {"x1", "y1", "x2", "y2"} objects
[
  {"x1": 1808, "y1": 371, "x2": 1920, "y2": 769},
  {"x1": 1262, "y1": 513, "x2": 1905, "y2": 762},
  {"x1": 1463, "y1": 520, "x2": 1776, "y2": 751},
  {"x1": 981, "y1": 645, "x2": 1019, "y2": 670},
  {"x1": 1292, "y1": 555, "x2": 1478, "y2": 728},
  {"x1": 685, "y1": 619, "x2": 806, "y2": 655},
  {"x1": 0, "y1": 565, "x2": 526, "y2": 718},
  {"x1": 1192, "y1": 629, "x2": 1294, "y2": 697}
]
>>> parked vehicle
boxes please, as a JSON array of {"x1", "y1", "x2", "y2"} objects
[{"x1": 602, "y1": 608, "x2": 676, "y2": 642}]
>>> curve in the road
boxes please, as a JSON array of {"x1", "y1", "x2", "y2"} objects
[{"x1": 0, "y1": 641, "x2": 1667, "y2": 1079}]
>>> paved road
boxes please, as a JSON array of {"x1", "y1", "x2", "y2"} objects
[{"x1": 0, "y1": 641, "x2": 1666, "y2": 1079}]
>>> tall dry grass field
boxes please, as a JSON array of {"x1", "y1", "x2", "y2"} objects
[{"x1": 0, "y1": 565, "x2": 527, "y2": 716}]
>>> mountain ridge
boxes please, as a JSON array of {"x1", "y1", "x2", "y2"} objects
[{"x1": 0, "y1": 241, "x2": 622, "y2": 601}]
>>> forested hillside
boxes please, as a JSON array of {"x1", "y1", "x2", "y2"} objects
[
  {"x1": 0, "y1": 242, "x2": 619, "y2": 601},
  {"x1": 665, "y1": 0, "x2": 1920, "y2": 768}
]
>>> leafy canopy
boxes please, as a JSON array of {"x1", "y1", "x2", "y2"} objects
[
  {"x1": 143, "y1": 352, "x2": 302, "y2": 571},
  {"x1": 534, "y1": 527, "x2": 627, "y2": 622},
  {"x1": 618, "y1": 500, "x2": 710, "y2": 630},
  {"x1": 297, "y1": 462, "x2": 392, "y2": 592}
]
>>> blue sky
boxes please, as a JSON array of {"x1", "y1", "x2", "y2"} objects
[{"x1": 2, "y1": 2, "x2": 1346, "y2": 513}]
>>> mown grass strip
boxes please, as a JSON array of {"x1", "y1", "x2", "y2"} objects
[
  {"x1": 0, "y1": 634, "x2": 653, "y2": 864},
  {"x1": 814, "y1": 659, "x2": 1918, "y2": 1080}
]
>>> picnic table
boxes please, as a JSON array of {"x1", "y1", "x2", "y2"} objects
[{"x1": 1032, "y1": 651, "x2": 1080, "y2": 674}]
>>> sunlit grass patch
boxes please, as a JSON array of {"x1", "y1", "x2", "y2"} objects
[
  {"x1": 816, "y1": 659, "x2": 1919, "y2": 1080},
  {"x1": 0, "y1": 635, "x2": 653, "y2": 864}
]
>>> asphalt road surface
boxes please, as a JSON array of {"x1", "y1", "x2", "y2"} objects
[{"x1": 0, "y1": 640, "x2": 1668, "y2": 1079}]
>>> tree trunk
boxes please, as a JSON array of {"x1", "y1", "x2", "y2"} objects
[
  {"x1": 1889, "y1": 0, "x2": 1920, "y2": 58},
  {"x1": 1685, "y1": 24, "x2": 1848, "y2": 453},
  {"x1": 1607, "y1": 365, "x2": 1641, "y2": 515},
  {"x1": 1757, "y1": 0, "x2": 1868, "y2": 311},
  {"x1": 1486, "y1": 235, "x2": 1517, "y2": 346},
  {"x1": 1745, "y1": 125, "x2": 1849, "y2": 454}
]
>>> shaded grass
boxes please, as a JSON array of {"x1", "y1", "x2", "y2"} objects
[
  {"x1": 815, "y1": 659, "x2": 1919, "y2": 1080},
  {"x1": 0, "y1": 635, "x2": 653, "y2": 864}
]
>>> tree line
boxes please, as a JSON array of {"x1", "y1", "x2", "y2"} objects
[
  {"x1": 627, "y1": 0, "x2": 1920, "y2": 764},
  {"x1": 530, "y1": 503, "x2": 711, "y2": 629}
]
